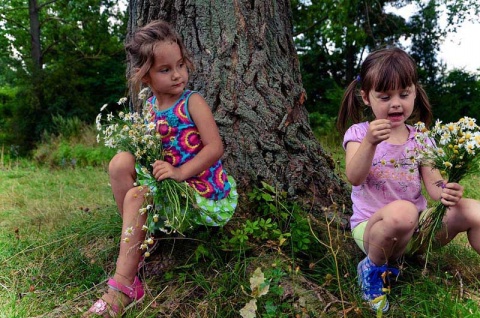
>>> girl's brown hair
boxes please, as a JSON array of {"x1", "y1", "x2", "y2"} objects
[
  {"x1": 336, "y1": 47, "x2": 432, "y2": 134},
  {"x1": 125, "y1": 20, "x2": 194, "y2": 97}
]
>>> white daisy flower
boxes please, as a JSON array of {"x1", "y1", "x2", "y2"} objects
[{"x1": 124, "y1": 227, "x2": 135, "y2": 236}]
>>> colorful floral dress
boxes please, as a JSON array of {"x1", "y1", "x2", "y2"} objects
[{"x1": 136, "y1": 90, "x2": 237, "y2": 229}]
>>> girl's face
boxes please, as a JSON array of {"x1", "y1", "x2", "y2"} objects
[
  {"x1": 361, "y1": 85, "x2": 416, "y2": 127},
  {"x1": 142, "y1": 41, "x2": 188, "y2": 103}
]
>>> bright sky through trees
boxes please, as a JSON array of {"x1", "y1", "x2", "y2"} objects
[
  {"x1": 388, "y1": 3, "x2": 480, "y2": 73},
  {"x1": 439, "y1": 21, "x2": 480, "y2": 72}
]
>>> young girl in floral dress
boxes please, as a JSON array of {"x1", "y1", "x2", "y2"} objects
[{"x1": 84, "y1": 20, "x2": 237, "y2": 317}]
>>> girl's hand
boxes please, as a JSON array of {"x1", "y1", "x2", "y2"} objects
[
  {"x1": 366, "y1": 119, "x2": 391, "y2": 145},
  {"x1": 151, "y1": 160, "x2": 184, "y2": 182},
  {"x1": 440, "y1": 182, "x2": 464, "y2": 206}
]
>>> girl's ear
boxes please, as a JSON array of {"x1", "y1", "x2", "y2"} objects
[
  {"x1": 134, "y1": 67, "x2": 150, "y2": 85},
  {"x1": 141, "y1": 74, "x2": 150, "y2": 85},
  {"x1": 360, "y1": 90, "x2": 370, "y2": 105}
]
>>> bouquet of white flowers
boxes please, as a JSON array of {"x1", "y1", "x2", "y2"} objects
[
  {"x1": 410, "y1": 116, "x2": 480, "y2": 259},
  {"x1": 96, "y1": 94, "x2": 198, "y2": 255}
]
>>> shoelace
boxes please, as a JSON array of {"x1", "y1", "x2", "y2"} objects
[
  {"x1": 381, "y1": 265, "x2": 400, "y2": 294},
  {"x1": 365, "y1": 264, "x2": 400, "y2": 297}
]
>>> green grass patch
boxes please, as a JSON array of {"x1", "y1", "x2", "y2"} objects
[
  {"x1": 0, "y1": 166, "x2": 120, "y2": 317},
  {"x1": 2, "y1": 122, "x2": 480, "y2": 317}
]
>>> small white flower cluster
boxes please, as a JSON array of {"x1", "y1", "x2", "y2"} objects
[
  {"x1": 415, "y1": 116, "x2": 480, "y2": 172},
  {"x1": 96, "y1": 97, "x2": 162, "y2": 167},
  {"x1": 410, "y1": 117, "x2": 480, "y2": 258},
  {"x1": 139, "y1": 236, "x2": 156, "y2": 257}
]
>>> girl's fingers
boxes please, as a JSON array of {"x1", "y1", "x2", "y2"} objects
[
  {"x1": 443, "y1": 183, "x2": 463, "y2": 201},
  {"x1": 441, "y1": 191, "x2": 461, "y2": 205}
]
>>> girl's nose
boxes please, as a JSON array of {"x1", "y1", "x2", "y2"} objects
[
  {"x1": 390, "y1": 96, "x2": 402, "y2": 108},
  {"x1": 172, "y1": 68, "x2": 181, "y2": 79}
]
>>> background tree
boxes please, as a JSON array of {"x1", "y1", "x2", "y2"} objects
[
  {"x1": 408, "y1": 0, "x2": 445, "y2": 86},
  {"x1": 291, "y1": 0, "x2": 411, "y2": 116},
  {"x1": 430, "y1": 70, "x2": 480, "y2": 122},
  {"x1": 291, "y1": 0, "x2": 480, "y2": 120},
  {"x1": 0, "y1": 0, "x2": 128, "y2": 153},
  {"x1": 127, "y1": 0, "x2": 351, "y2": 216}
]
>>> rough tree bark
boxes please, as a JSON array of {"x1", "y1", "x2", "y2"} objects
[
  {"x1": 127, "y1": 0, "x2": 351, "y2": 222},
  {"x1": 28, "y1": 0, "x2": 42, "y2": 70}
]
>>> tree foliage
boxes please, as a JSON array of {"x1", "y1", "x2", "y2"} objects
[
  {"x1": 429, "y1": 70, "x2": 480, "y2": 122},
  {"x1": 0, "y1": 0, "x2": 128, "y2": 153},
  {"x1": 291, "y1": 0, "x2": 480, "y2": 120},
  {"x1": 291, "y1": 0, "x2": 412, "y2": 115},
  {"x1": 1, "y1": 0, "x2": 480, "y2": 155},
  {"x1": 408, "y1": 0, "x2": 445, "y2": 85}
]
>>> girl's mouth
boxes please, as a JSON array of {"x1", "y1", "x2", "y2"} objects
[{"x1": 388, "y1": 112, "x2": 404, "y2": 121}]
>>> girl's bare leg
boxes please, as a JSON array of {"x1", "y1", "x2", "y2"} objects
[
  {"x1": 98, "y1": 152, "x2": 147, "y2": 307},
  {"x1": 364, "y1": 200, "x2": 419, "y2": 264},
  {"x1": 438, "y1": 198, "x2": 480, "y2": 253},
  {"x1": 109, "y1": 152, "x2": 137, "y2": 217},
  {"x1": 100, "y1": 185, "x2": 149, "y2": 307}
]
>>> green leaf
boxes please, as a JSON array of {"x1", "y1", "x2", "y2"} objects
[{"x1": 261, "y1": 193, "x2": 273, "y2": 202}]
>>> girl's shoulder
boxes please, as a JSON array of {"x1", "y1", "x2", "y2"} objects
[
  {"x1": 406, "y1": 123, "x2": 418, "y2": 140},
  {"x1": 185, "y1": 91, "x2": 212, "y2": 114},
  {"x1": 349, "y1": 122, "x2": 369, "y2": 130},
  {"x1": 342, "y1": 122, "x2": 368, "y2": 149},
  {"x1": 185, "y1": 90, "x2": 204, "y2": 103},
  {"x1": 345, "y1": 122, "x2": 369, "y2": 138}
]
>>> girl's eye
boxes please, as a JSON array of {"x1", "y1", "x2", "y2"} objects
[
  {"x1": 159, "y1": 68, "x2": 169, "y2": 73},
  {"x1": 379, "y1": 95, "x2": 390, "y2": 101}
]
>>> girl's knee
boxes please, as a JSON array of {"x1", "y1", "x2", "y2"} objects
[
  {"x1": 385, "y1": 200, "x2": 418, "y2": 231},
  {"x1": 109, "y1": 152, "x2": 135, "y2": 175},
  {"x1": 458, "y1": 198, "x2": 480, "y2": 212},
  {"x1": 447, "y1": 198, "x2": 480, "y2": 226}
]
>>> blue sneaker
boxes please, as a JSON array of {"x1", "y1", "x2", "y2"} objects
[{"x1": 357, "y1": 257, "x2": 399, "y2": 313}]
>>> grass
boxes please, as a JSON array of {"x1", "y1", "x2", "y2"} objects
[
  {"x1": 1, "y1": 126, "x2": 480, "y2": 317},
  {"x1": 0, "y1": 164, "x2": 121, "y2": 317}
]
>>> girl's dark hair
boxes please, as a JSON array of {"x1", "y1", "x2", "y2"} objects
[
  {"x1": 125, "y1": 20, "x2": 195, "y2": 97},
  {"x1": 336, "y1": 47, "x2": 432, "y2": 134}
]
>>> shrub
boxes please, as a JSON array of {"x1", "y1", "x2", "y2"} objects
[{"x1": 33, "y1": 116, "x2": 115, "y2": 167}]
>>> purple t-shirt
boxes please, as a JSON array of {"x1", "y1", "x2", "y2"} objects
[{"x1": 343, "y1": 122, "x2": 427, "y2": 229}]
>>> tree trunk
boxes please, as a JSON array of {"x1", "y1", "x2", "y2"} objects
[
  {"x1": 28, "y1": 0, "x2": 45, "y2": 148},
  {"x1": 29, "y1": 0, "x2": 42, "y2": 70},
  {"x1": 127, "y1": 0, "x2": 351, "y2": 222}
]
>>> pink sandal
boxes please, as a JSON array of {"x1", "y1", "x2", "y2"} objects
[{"x1": 85, "y1": 276, "x2": 145, "y2": 317}]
